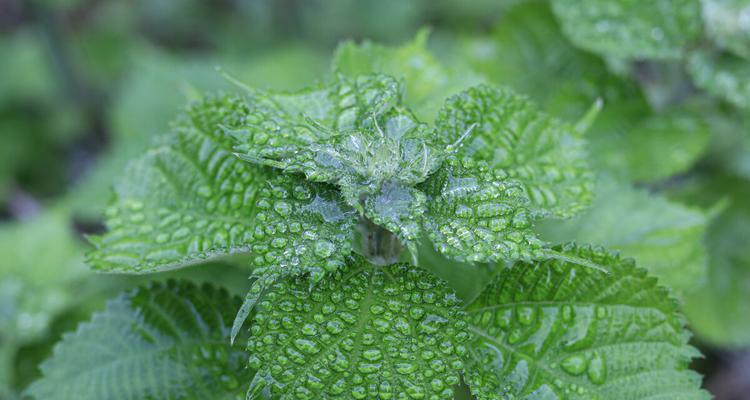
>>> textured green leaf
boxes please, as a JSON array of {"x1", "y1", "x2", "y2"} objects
[
  {"x1": 702, "y1": 0, "x2": 750, "y2": 59},
  {"x1": 232, "y1": 75, "x2": 445, "y2": 208},
  {"x1": 464, "y1": 244, "x2": 709, "y2": 400},
  {"x1": 232, "y1": 74, "x2": 459, "y2": 255},
  {"x1": 364, "y1": 183, "x2": 426, "y2": 255},
  {"x1": 248, "y1": 174, "x2": 357, "y2": 283},
  {"x1": 436, "y1": 85, "x2": 593, "y2": 219},
  {"x1": 538, "y1": 176, "x2": 708, "y2": 293},
  {"x1": 87, "y1": 94, "x2": 270, "y2": 273},
  {"x1": 245, "y1": 254, "x2": 469, "y2": 399},
  {"x1": 332, "y1": 30, "x2": 484, "y2": 121},
  {"x1": 688, "y1": 50, "x2": 750, "y2": 109},
  {"x1": 551, "y1": 0, "x2": 702, "y2": 60},
  {"x1": 26, "y1": 280, "x2": 253, "y2": 400},
  {"x1": 419, "y1": 157, "x2": 544, "y2": 263}
]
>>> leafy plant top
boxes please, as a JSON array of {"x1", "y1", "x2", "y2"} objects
[
  {"x1": 89, "y1": 73, "x2": 593, "y2": 282},
  {"x1": 54, "y1": 35, "x2": 713, "y2": 400}
]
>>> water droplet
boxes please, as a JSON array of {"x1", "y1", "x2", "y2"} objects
[
  {"x1": 395, "y1": 362, "x2": 416, "y2": 374},
  {"x1": 561, "y1": 354, "x2": 587, "y2": 376},
  {"x1": 561, "y1": 305, "x2": 574, "y2": 322},
  {"x1": 155, "y1": 233, "x2": 169, "y2": 244},
  {"x1": 587, "y1": 352, "x2": 606, "y2": 385},
  {"x1": 294, "y1": 339, "x2": 320, "y2": 354},
  {"x1": 314, "y1": 240, "x2": 335, "y2": 258},
  {"x1": 362, "y1": 348, "x2": 382, "y2": 361},
  {"x1": 516, "y1": 306, "x2": 535, "y2": 326},
  {"x1": 197, "y1": 185, "x2": 213, "y2": 198},
  {"x1": 274, "y1": 201, "x2": 291, "y2": 216}
]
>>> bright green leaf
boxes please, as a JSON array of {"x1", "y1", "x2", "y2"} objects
[
  {"x1": 364, "y1": 183, "x2": 426, "y2": 256},
  {"x1": 419, "y1": 157, "x2": 544, "y2": 263},
  {"x1": 248, "y1": 174, "x2": 357, "y2": 283},
  {"x1": 538, "y1": 176, "x2": 708, "y2": 293},
  {"x1": 231, "y1": 75, "x2": 444, "y2": 208},
  {"x1": 551, "y1": 0, "x2": 702, "y2": 59},
  {"x1": 464, "y1": 244, "x2": 709, "y2": 400},
  {"x1": 688, "y1": 50, "x2": 750, "y2": 109},
  {"x1": 87, "y1": 94, "x2": 270, "y2": 273},
  {"x1": 26, "y1": 280, "x2": 253, "y2": 400},
  {"x1": 332, "y1": 30, "x2": 484, "y2": 121},
  {"x1": 702, "y1": 0, "x2": 750, "y2": 59},
  {"x1": 245, "y1": 254, "x2": 469, "y2": 399},
  {"x1": 436, "y1": 85, "x2": 593, "y2": 219}
]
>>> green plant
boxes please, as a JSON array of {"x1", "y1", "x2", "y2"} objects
[{"x1": 21, "y1": 31, "x2": 713, "y2": 397}]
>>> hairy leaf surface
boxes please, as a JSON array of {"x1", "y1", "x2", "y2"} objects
[
  {"x1": 551, "y1": 0, "x2": 702, "y2": 59},
  {"x1": 419, "y1": 157, "x2": 544, "y2": 263},
  {"x1": 464, "y1": 244, "x2": 709, "y2": 400},
  {"x1": 688, "y1": 51, "x2": 750, "y2": 109},
  {"x1": 248, "y1": 174, "x2": 357, "y2": 283},
  {"x1": 364, "y1": 183, "x2": 426, "y2": 255},
  {"x1": 26, "y1": 280, "x2": 253, "y2": 400},
  {"x1": 232, "y1": 75, "x2": 445, "y2": 208},
  {"x1": 87, "y1": 95, "x2": 269, "y2": 273},
  {"x1": 245, "y1": 254, "x2": 469, "y2": 399},
  {"x1": 436, "y1": 85, "x2": 593, "y2": 219}
]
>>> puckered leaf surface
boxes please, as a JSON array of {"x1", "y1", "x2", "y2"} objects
[
  {"x1": 87, "y1": 94, "x2": 271, "y2": 273},
  {"x1": 248, "y1": 174, "x2": 357, "y2": 283},
  {"x1": 363, "y1": 183, "x2": 426, "y2": 256},
  {"x1": 232, "y1": 75, "x2": 446, "y2": 209},
  {"x1": 464, "y1": 244, "x2": 709, "y2": 400},
  {"x1": 419, "y1": 157, "x2": 544, "y2": 263},
  {"x1": 436, "y1": 85, "x2": 593, "y2": 219},
  {"x1": 245, "y1": 254, "x2": 469, "y2": 399},
  {"x1": 26, "y1": 280, "x2": 253, "y2": 400},
  {"x1": 551, "y1": 0, "x2": 702, "y2": 60},
  {"x1": 538, "y1": 176, "x2": 708, "y2": 293}
]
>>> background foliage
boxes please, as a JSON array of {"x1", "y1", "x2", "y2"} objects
[{"x1": 1, "y1": 0, "x2": 749, "y2": 398}]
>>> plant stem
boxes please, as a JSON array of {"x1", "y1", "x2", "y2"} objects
[{"x1": 358, "y1": 217, "x2": 402, "y2": 265}]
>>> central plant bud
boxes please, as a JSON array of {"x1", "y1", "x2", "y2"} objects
[
  {"x1": 231, "y1": 75, "x2": 457, "y2": 256},
  {"x1": 231, "y1": 74, "x2": 555, "y2": 269},
  {"x1": 305, "y1": 112, "x2": 443, "y2": 207}
]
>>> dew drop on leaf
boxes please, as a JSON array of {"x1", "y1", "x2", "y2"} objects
[{"x1": 561, "y1": 354, "x2": 587, "y2": 376}]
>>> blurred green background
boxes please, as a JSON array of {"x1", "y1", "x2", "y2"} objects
[{"x1": 1, "y1": 0, "x2": 749, "y2": 399}]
